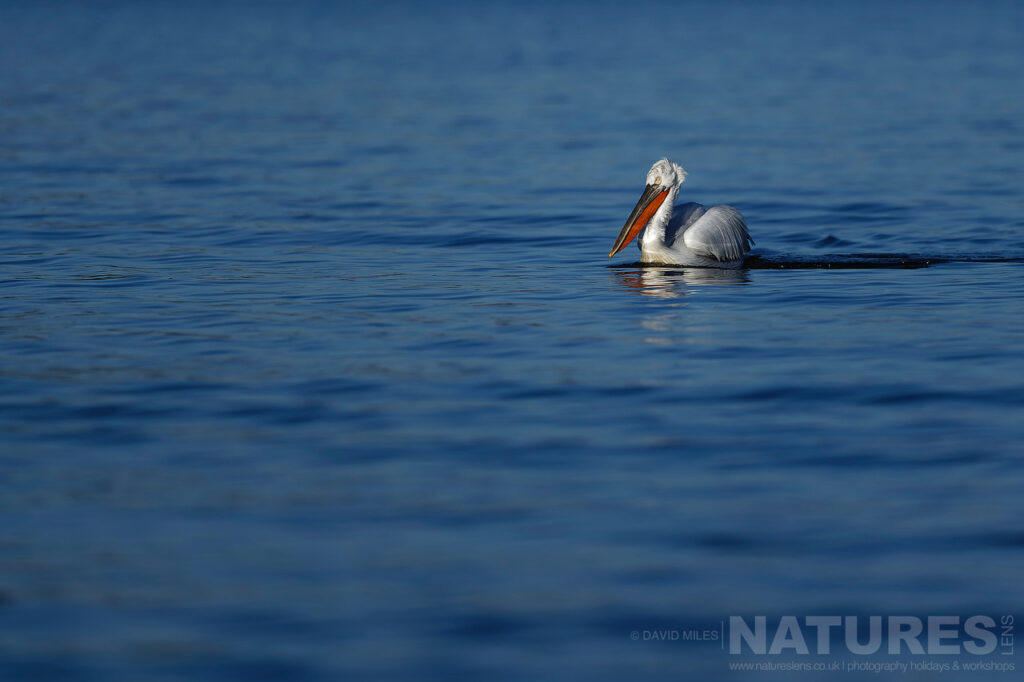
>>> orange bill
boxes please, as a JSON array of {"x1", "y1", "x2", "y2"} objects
[{"x1": 608, "y1": 185, "x2": 669, "y2": 257}]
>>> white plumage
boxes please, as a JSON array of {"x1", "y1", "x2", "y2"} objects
[{"x1": 609, "y1": 158, "x2": 753, "y2": 268}]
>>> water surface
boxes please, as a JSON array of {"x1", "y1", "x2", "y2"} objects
[{"x1": 2, "y1": 1, "x2": 1023, "y2": 680}]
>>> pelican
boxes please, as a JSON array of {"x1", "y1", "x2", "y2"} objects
[{"x1": 609, "y1": 158, "x2": 753, "y2": 268}]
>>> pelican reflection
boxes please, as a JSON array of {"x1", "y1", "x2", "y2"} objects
[{"x1": 612, "y1": 266, "x2": 749, "y2": 298}]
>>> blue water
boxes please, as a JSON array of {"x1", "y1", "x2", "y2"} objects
[{"x1": 2, "y1": 1, "x2": 1023, "y2": 680}]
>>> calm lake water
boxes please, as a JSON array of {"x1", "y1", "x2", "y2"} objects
[{"x1": 2, "y1": 1, "x2": 1023, "y2": 680}]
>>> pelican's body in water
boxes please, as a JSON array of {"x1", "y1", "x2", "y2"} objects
[{"x1": 609, "y1": 158, "x2": 753, "y2": 268}]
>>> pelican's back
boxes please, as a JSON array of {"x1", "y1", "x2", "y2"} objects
[{"x1": 670, "y1": 202, "x2": 753, "y2": 263}]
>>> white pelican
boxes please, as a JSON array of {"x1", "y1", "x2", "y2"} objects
[{"x1": 609, "y1": 158, "x2": 753, "y2": 268}]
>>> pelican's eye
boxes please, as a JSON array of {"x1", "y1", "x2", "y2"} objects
[{"x1": 653, "y1": 175, "x2": 662, "y2": 186}]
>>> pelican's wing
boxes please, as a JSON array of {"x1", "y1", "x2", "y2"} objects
[
  {"x1": 680, "y1": 205, "x2": 754, "y2": 262},
  {"x1": 662, "y1": 202, "x2": 707, "y2": 247}
]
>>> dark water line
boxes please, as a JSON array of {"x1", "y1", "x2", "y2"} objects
[{"x1": 612, "y1": 254, "x2": 1024, "y2": 270}]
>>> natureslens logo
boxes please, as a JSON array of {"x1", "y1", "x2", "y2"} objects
[
  {"x1": 728, "y1": 615, "x2": 1014, "y2": 657},
  {"x1": 629, "y1": 615, "x2": 1016, "y2": 674}
]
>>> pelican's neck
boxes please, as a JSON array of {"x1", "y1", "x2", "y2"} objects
[{"x1": 641, "y1": 183, "x2": 680, "y2": 249}]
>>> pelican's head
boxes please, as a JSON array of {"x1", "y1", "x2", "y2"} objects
[
  {"x1": 609, "y1": 158, "x2": 687, "y2": 258},
  {"x1": 645, "y1": 158, "x2": 686, "y2": 189}
]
